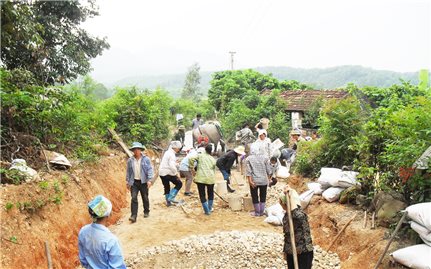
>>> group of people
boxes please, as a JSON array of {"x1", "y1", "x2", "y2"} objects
[{"x1": 78, "y1": 119, "x2": 314, "y2": 269}]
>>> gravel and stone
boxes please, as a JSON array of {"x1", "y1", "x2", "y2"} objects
[{"x1": 126, "y1": 230, "x2": 341, "y2": 269}]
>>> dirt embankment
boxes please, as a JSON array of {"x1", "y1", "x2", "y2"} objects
[{"x1": 0, "y1": 151, "x2": 128, "y2": 269}]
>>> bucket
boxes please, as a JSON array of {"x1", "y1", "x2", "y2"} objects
[
  {"x1": 243, "y1": 196, "x2": 254, "y2": 212},
  {"x1": 216, "y1": 182, "x2": 227, "y2": 195},
  {"x1": 228, "y1": 195, "x2": 242, "y2": 211}
]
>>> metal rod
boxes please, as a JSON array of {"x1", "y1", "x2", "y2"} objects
[{"x1": 374, "y1": 211, "x2": 408, "y2": 269}]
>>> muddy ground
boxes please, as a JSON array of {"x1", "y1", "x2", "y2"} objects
[{"x1": 0, "y1": 150, "x2": 410, "y2": 268}]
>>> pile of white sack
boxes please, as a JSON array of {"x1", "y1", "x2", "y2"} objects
[
  {"x1": 263, "y1": 167, "x2": 359, "y2": 226},
  {"x1": 307, "y1": 167, "x2": 359, "y2": 203},
  {"x1": 391, "y1": 203, "x2": 431, "y2": 269}
]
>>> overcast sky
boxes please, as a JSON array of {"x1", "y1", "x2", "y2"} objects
[{"x1": 83, "y1": 0, "x2": 431, "y2": 83}]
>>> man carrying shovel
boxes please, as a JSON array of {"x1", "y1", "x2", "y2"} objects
[{"x1": 279, "y1": 186, "x2": 314, "y2": 269}]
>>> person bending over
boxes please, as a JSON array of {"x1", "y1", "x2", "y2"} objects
[{"x1": 159, "y1": 141, "x2": 183, "y2": 206}]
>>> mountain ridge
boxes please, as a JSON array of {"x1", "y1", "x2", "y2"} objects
[{"x1": 105, "y1": 65, "x2": 420, "y2": 97}]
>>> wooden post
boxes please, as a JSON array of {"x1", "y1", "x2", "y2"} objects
[
  {"x1": 374, "y1": 211, "x2": 408, "y2": 269},
  {"x1": 285, "y1": 191, "x2": 299, "y2": 269},
  {"x1": 45, "y1": 241, "x2": 52, "y2": 269},
  {"x1": 371, "y1": 212, "x2": 376, "y2": 229},
  {"x1": 363, "y1": 210, "x2": 368, "y2": 228},
  {"x1": 107, "y1": 128, "x2": 133, "y2": 158},
  {"x1": 328, "y1": 212, "x2": 359, "y2": 251}
]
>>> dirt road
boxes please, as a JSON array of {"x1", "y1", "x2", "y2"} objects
[
  {"x1": 112, "y1": 169, "x2": 280, "y2": 257},
  {"x1": 111, "y1": 168, "x2": 403, "y2": 269}
]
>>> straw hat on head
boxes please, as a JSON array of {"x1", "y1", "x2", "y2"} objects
[
  {"x1": 233, "y1": 145, "x2": 246, "y2": 155},
  {"x1": 130, "y1": 142, "x2": 146, "y2": 150},
  {"x1": 178, "y1": 125, "x2": 185, "y2": 130}
]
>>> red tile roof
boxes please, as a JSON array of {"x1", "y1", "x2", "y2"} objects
[{"x1": 279, "y1": 90, "x2": 349, "y2": 111}]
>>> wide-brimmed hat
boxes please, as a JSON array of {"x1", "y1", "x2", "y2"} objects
[
  {"x1": 88, "y1": 195, "x2": 112, "y2": 218},
  {"x1": 178, "y1": 125, "x2": 185, "y2": 130},
  {"x1": 234, "y1": 145, "x2": 246, "y2": 155},
  {"x1": 130, "y1": 142, "x2": 146, "y2": 150}
]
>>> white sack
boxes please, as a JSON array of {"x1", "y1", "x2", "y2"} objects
[
  {"x1": 265, "y1": 203, "x2": 284, "y2": 216},
  {"x1": 10, "y1": 159, "x2": 40, "y2": 182},
  {"x1": 337, "y1": 171, "x2": 359, "y2": 188},
  {"x1": 264, "y1": 204, "x2": 285, "y2": 226},
  {"x1": 299, "y1": 190, "x2": 314, "y2": 209},
  {"x1": 322, "y1": 187, "x2": 345, "y2": 203},
  {"x1": 276, "y1": 166, "x2": 290, "y2": 179},
  {"x1": 391, "y1": 244, "x2": 431, "y2": 269},
  {"x1": 317, "y1": 168, "x2": 342, "y2": 188},
  {"x1": 307, "y1": 182, "x2": 325, "y2": 195},
  {"x1": 264, "y1": 215, "x2": 284, "y2": 226},
  {"x1": 406, "y1": 203, "x2": 431, "y2": 231},
  {"x1": 411, "y1": 221, "x2": 431, "y2": 246}
]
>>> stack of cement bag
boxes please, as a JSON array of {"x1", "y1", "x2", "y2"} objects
[
  {"x1": 391, "y1": 203, "x2": 431, "y2": 269},
  {"x1": 306, "y1": 168, "x2": 359, "y2": 203}
]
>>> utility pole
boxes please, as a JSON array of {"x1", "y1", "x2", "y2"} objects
[{"x1": 229, "y1": 51, "x2": 236, "y2": 70}]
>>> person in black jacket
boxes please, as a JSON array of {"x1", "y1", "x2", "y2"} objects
[{"x1": 216, "y1": 146, "x2": 245, "y2": 193}]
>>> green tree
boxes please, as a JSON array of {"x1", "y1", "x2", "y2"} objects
[
  {"x1": 1, "y1": 0, "x2": 109, "y2": 85},
  {"x1": 181, "y1": 63, "x2": 202, "y2": 102},
  {"x1": 208, "y1": 69, "x2": 280, "y2": 113}
]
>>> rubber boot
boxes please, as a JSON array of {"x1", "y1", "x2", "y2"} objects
[
  {"x1": 259, "y1": 202, "x2": 266, "y2": 216},
  {"x1": 208, "y1": 200, "x2": 214, "y2": 212},
  {"x1": 226, "y1": 179, "x2": 235, "y2": 193},
  {"x1": 168, "y1": 189, "x2": 179, "y2": 203},
  {"x1": 250, "y1": 203, "x2": 260, "y2": 216},
  {"x1": 202, "y1": 202, "x2": 211, "y2": 215},
  {"x1": 165, "y1": 194, "x2": 172, "y2": 207}
]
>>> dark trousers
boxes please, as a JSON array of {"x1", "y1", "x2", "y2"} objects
[
  {"x1": 196, "y1": 182, "x2": 214, "y2": 203},
  {"x1": 160, "y1": 175, "x2": 183, "y2": 195},
  {"x1": 286, "y1": 251, "x2": 313, "y2": 269},
  {"x1": 250, "y1": 185, "x2": 268, "y2": 204},
  {"x1": 131, "y1": 180, "x2": 149, "y2": 216}
]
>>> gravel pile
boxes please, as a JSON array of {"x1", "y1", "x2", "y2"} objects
[{"x1": 126, "y1": 231, "x2": 341, "y2": 269}]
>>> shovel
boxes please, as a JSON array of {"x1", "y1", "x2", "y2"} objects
[{"x1": 286, "y1": 191, "x2": 299, "y2": 269}]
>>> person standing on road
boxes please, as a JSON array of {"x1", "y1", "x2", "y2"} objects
[
  {"x1": 279, "y1": 186, "x2": 314, "y2": 269},
  {"x1": 174, "y1": 125, "x2": 186, "y2": 144},
  {"x1": 159, "y1": 141, "x2": 183, "y2": 206},
  {"x1": 179, "y1": 149, "x2": 198, "y2": 196},
  {"x1": 78, "y1": 195, "x2": 126, "y2": 269},
  {"x1": 126, "y1": 142, "x2": 154, "y2": 223},
  {"x1": 191, "y1": 113, "x2": 204, "y2": 130},
  {"x1": 216, "y1": 146, "x2": 246, "y2": 193},
  {"x1": 189, "y1": 144, "x2": 216, "y2": 215},
  {"x1": 246, "y1": 143, "x2": 271, "y2": 216}
]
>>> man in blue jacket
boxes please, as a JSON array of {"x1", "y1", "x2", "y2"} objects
[
  {"x1": 126, "y1": 142, "x2": 154, "y2": 223},
  {"x1": 78, "y1": 195, "x2": 126, "y2": 269}
]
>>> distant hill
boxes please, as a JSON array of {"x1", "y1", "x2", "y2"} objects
[{"x1": 107, "y1": 65, "x2": 420, "y2": 97}]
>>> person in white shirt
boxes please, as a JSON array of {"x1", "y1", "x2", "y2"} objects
[
  {"x1": 255, "y1": 129, "x2": 272, "y2": 159},
  {"x1": 159, "y1": 141, "x2": 183, "y2": 206}
]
